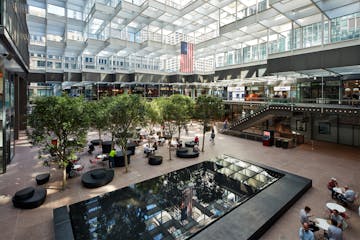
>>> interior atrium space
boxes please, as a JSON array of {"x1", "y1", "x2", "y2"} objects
[
  {"x1": 26, "y1": 0, "x2": 360, "y2": 74},
  {"x1": 1, "y1": 0, "x2": 360, "y2": 239}
]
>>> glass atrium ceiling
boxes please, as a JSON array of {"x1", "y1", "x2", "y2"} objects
[{"x1": 26, "y1": 0, "x2": 360, "y2": 73}]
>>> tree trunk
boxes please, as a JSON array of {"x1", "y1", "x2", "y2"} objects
[
  {"x1": 123, "y1": 146, "x2": 129, "y2": 173},
  {"x1": 62, "y1": 167, "x2": 67, "y2": 190},
  {"x1": 178, "y1": 126, "x2": 181, "y2": 140},
  {"x1": 168, "y1": 137, "x2": 172, "y2": 160},
  {"x1": 201, "y1": 125, "x2": 205, "y2": 152},
  {"x1": 98, "y1": 129, "x2": 102, "y2": 140}
]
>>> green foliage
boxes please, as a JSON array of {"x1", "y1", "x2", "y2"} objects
[
  {"x1": 108, "y1": 94, "x2": 146, "y2": 171},
  {"x1": 194, "y1": 95, "x2": 224, "y2": 151},
  {"x1": 194, "y1": 95, "x2": 224, "y2": 122},
  {"x1": 153, "y1": 95, "x2": 193, "y2": 134},
  {"x1": 144, "y1": 100, "x2": 162, "y2": 129},
  {"x1": 168, "y1": 94, "x2": 194, "y2": 138},
  {"x1": 87, "y1": 97, "x2": 112, "y2": 139},
  {"x1": 28, "y1": 95, "x2": 90, "y2": 188}
]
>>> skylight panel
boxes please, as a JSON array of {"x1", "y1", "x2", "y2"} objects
[
  {"x1": 239, "y1": 0, "x2": 258, "y2": 7},
  {"x1": 47, "y1": 4, "x2": 65, "y2": 16}
]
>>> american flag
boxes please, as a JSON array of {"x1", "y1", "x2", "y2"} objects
[{"x1": 180, "y1": 41, "x2": 194, "y2": 73}]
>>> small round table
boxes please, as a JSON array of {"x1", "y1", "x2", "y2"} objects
[
  {"x1": 326, "y1": 202, "x2": 346, "y2": 213},
  {"x1": 333, "y1": 187, "x2": 344, "y2": 195},
  {"x1": 314, "y1": 217, "x2": 331, "y2": 231}
]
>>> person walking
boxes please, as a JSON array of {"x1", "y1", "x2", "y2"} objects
[
  {"x1": 210, "y1": 129, "x2": 215, "y2": 144},
  {"x1": 108, "y1": 147, "x2": 116, "y2": 168}
]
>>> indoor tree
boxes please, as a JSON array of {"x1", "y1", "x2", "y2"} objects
[
  {"x1": 87, "y1": 96, "x2": 112, "y2": 142},
  {"x1": 28, "y1": 95, "x2": 90, "y2": 189},
  {"x1": 153, "y1": 97, "x2": 179, "y2": 160},
  {"x1": 143, "y1": 99, "x2": 162, "y2": 145},
  {"x1": 168, "y1": 94, "x2": 194, "y2": 139},
  {"x1": 108, "y1": 94, "x2": 146, "y2": 172},
  {"x1": 194, "y1": 95, "x2": 224, "y2": 152}
]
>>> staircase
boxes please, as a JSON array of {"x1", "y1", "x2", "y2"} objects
[
  {"x1": 228, "y1": 105, "x2": 292, "y2": 132},
  {"x1": 222, "y1": 102, "x2": 360, "y2": 133}
]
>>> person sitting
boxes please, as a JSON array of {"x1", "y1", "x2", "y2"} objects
[
  {"x1": 176, "y1": 138, "x2": 182, "y2": 148},
  {"x1": 194, "y1": 136, "x2": 199, "y2": 145},
  {"x1": 193, "y1": 144, "x2": 200, "y2": 153},
  {"x1": 299, "y1": 206, "x2": 319, "y2": 232},
  {"x1": 327, "y1": 177, "x2": 339, "y2": 199},
  {"x1": 299, "y1": 222, "x2": 315, "y2": 240},
  {"x1": 330, "y1": 210, "x2": 344, "y2": 230},
  {"x1": 338, "y1": 185, "x2": 356, "y2": 206},
  {"x1": 158, "y1": 137, "x2": 165, "y2": 146},
  {"x1": 327, "y1": 219, "x2": 343, "y2": 240},
  {"x1": 143, "y1": 144, "x2": 151, "y2": 157}
]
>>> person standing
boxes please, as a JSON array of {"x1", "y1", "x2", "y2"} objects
[
  {"x1": 299, "y1": 223, "x2": 315, "y2": 240},
  {"x1": 109, "y1": 148, "x2": 116, "y2": 168},
  {"x1": 299, "y1": 206, "x2": 319, "y2": 232},
  {"x1": 223, "y1": 119, "x2": 228, "y2": 130},
  {"x1": 327, "y1": 177, "x2": 339, "y2": 199}
]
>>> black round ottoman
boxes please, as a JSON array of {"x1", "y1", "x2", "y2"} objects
[
  {"x1": 176, "y1": 149, "x2": 200, "y2": 158},
  {"x1": 12, "y1": 186, "x2": 47, "y2": 209},
  {"x1": 81, "y1": 168, "x2": 114, "y2": 188},
  {"x1": 185, "y1": 141, "x2": 196, "y2": 148},
  {"x1": 176, "y1": 147, "x2": 189, "y2": 154},
  {"x1": 91, "y1": 139, "x2": 102, "y2": 146},
  {"x1": 148, "y1": 155, "x2": 163, "y2": 165},
  {"x1": 36, "y1": 173, "x2": 50, "y2": 185},
  {"x1": 102, "y1": 141, "x2": 112, "y2": 154}
]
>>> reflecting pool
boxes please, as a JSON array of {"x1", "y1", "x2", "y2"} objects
[{"x1": 69, "y1": 155, "x2": 283, "y2": 240}]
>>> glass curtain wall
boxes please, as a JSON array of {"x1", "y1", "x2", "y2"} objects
[
  {"x1": 0, "y1": 69, "x2": 3, "y2": 173},
  {"x1": 0, "y1": 69, "x2": 15, "y2": 173},
  {"x1": 217, "y1": 12, "x2": 360, "y2": 68}
]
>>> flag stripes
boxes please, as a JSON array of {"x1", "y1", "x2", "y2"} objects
[{"x1": 180, "y1": 41, "x2": 194, "y2": 73}]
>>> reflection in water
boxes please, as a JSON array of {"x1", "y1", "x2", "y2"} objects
[{"x1": 69, "y1": 156, "x2": 283, "y2": 240}]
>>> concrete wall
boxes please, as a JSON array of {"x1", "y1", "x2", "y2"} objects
[{"x1": 311, "y1": 114, "x2": 360, "y2": 147}]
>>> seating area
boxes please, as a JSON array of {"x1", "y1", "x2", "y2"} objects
[
  {"x1": 12, "y1": 186, "x2": 47, "y2": 209},
  {"x1": 176, "y1": 147, "x2": 199, "y2": 158},
  {"x1": 81, "y1": 168, "x2": 114, "y2": 188},
  {"x1": 2, "y1": 121, "x2": 360, "y2": 240}
]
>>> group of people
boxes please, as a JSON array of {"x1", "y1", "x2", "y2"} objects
[
  {"x1": 299, "y1": 177, "x2": 358, "y2": 240},
  {"x1": 299, "y1": 206, "x2": 343, "y2": 240},
  {"x1": 143, "y1": 142, "x2": 158, "y2": 157},
  {"x1": 327, "y1": 177, "x2": 357, "y2": 207}
]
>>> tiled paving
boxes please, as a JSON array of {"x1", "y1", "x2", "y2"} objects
[{"x1": 1, "y1": 122, "x2": 359, "y2": 240}]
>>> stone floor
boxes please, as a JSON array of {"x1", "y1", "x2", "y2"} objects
[{"x1": 0, "y1": 122, "x2": 359, "y2": 240}]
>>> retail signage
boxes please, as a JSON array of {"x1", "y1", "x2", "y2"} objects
[
  {"x1": 274, "y1": 86, "x2": 291, "y2": 91},
  {"x1": 228, "y1": 86, "x2": 245, "y2": 91}
]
